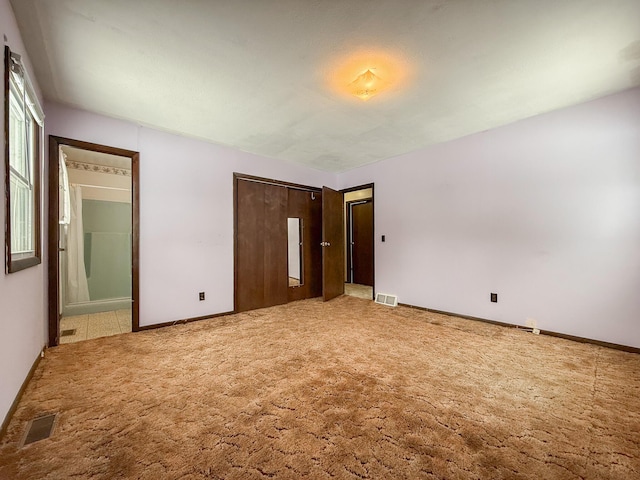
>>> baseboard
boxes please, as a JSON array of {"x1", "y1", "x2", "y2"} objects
[
  {"x1": 538, "y1": 329, "x2": 640, "y2": 354},
  {"x1": 136, "y1": 311, "x2": 236, "y2": 331},
  {"x1": 398, "y1": 303, "x2": 640, "y2": 355},
  {"x1": 0, "y1": 348, "x2": 44, "y2": 442}
]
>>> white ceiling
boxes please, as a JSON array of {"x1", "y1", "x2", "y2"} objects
[
  {"x1": 61, "y1": 145, "x2": 131, "y2": 170},
  {"x1": 11, "y1": 0, "x2": 640, "y2": 172}
]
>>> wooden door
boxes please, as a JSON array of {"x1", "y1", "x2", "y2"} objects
[
  {"x1": 351, "y1": 200, "x2": 374, "y2": 286},
  {"x1": 288, "y1": 188, "x2": 323, "y2": 302},
  {"x1": 235, "y1": 179, "x2": 288, "y2": 312},
  {"x1": 322, "y1": 186, "x2": 344, "y2": 301}
]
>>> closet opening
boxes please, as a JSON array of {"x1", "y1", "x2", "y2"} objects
[
  {"x1": 48, "y1": 137, "x2": 140, "y2": 346},
  {"x1": 233, "y1": 173, "x2": 345, "y2": 312}
]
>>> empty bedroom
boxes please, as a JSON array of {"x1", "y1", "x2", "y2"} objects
[{"x1": 1, "y1": 1, "x2": 639, "y2": 479}]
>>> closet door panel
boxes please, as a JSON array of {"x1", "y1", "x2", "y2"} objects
[
  {"x1": 263, "y1": 184, "x2": 288, "y2": 307},
  {"x1": 236, "y1": 180, "x2": 266, "y2": 312},
  {"x1": 287, "y1": 189, "x2": 307, "y2": 302},
  {"x1": 287, "y1": 189, "x2": 322, "y2": 302}
]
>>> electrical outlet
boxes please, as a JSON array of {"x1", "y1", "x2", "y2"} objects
[
  {"x1": 199, "y1": 292, "x2": 205, "y2": 301},
  {"x1": 490, "y1": 293, "x2": 497, "y2": 303}
]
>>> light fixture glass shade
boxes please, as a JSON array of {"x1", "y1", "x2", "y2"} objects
[{"x1": 349, "y1": 69, "x2": 385, "y2": 101}]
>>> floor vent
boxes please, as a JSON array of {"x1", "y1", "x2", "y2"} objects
[
  {"x1": 22, "y1": 413, "x2": 58, "y2": 446},
  {"x1": 60, "y1": 329, "x2": 76, "y2": 337},
  {"x1": 375, "y1": 293, "x2": 398, "y2": 307}
]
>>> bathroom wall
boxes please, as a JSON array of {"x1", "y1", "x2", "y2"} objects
[
  {"x1": 82, "y1": 199, "x2": 132, "y2": 301},
  {"x1": 64, "y1": 165, "x2": 132, "y2": 309}
]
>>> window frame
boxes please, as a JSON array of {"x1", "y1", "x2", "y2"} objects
[{"x1": 4, "y1": 45, "x2": 43, "y2": 273}]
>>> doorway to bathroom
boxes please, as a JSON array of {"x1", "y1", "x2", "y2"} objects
[{"x1": 48, "y1": 137, "x2": 140, "y2": 346}]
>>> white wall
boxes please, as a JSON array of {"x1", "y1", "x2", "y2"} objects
[
  {"x1": 45, "y1": 103, "x2": 337, "y2": 327},
  {"x1": 0, "y1": 0, "x2": 47, "y2": 427},
  {"x1": 339, "y1": 87, "x2": 640, "y2": 348}
]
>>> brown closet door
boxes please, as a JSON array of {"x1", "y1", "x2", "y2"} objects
[
  {"x1": 235, "y1": 179, "x2": 288, "y2": 312},
  {"x1": 322, "y1": 186, "x2": 344, "y2": 301},
  {"x1": 287, "y1": 188, "x2": 323, "y2": 302}
]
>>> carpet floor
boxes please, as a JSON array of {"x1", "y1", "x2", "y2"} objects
[{"x1": 1, "y1": 296, "x2": 639, "y2": 479}]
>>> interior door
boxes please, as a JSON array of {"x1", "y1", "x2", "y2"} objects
[
  {"x1": 351, "y1": 200, "x2": 374, "y2": 286},
  {"x1": 235, "y1": 179, "x2": 288, "y2": 312},
  {"x1": 322, "y1": 186, "x2": 344, "y2": 301},
  {"x1": 287, "y1": 188, "x2": 323, "y2": 302}
]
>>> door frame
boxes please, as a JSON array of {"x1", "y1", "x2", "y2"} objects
[
  {"x1": 341, "y1": 183, "x2": 375, "y2": 295},
  {"x1": 47, "y1": 136, "x2": 140, "y2": 346}
]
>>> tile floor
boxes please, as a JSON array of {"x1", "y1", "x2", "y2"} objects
[
  {"x1": 60, "y1": 309, "x2": 132, "y2": 344},
  {"x1": 344, "y1": 283, "x2": 373, "y2": 300}
]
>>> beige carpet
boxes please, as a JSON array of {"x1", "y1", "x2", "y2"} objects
[{"x1": 1, "y1": 296, "x2": 639, "y2": 479}]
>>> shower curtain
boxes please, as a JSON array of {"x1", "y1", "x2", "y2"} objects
[{"x1": 67, "y1": 185, "x2": 90, "y2": 304}]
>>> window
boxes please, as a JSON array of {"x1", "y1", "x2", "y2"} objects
[{"x1": 4, "y1": 46, "x2": 44, "y2": 273}]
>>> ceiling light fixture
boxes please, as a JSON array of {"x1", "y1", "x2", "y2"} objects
[
  {"x1": 350, "y1": 69, "x2": 385, "y2": 101},
  {"x1": 328, "y1": 49, "x2": 411, "y2": 102}
]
